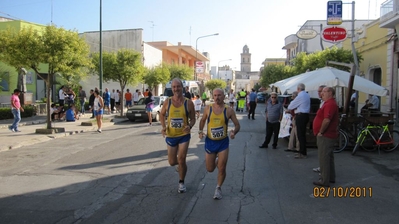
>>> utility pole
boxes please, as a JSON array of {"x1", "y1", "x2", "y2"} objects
[{"x1": 99, "y1": 0, "x2": 103, "y2": 95}]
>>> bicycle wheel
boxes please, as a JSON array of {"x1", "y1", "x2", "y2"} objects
[
  {"x1": 334, "y1": 129, "x2": 348, "y2": 153},
  {"x1": 382, "y1": 130, "x2": 399, "y2": 152},
  {"x1": 360, "y1": 128, "x2": 378, "y2": 152}
]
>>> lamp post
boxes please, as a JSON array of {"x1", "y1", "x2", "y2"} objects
[
  {"x1": 217, "y1": 59, "x2": 232, "y2": 80},
  {"x1": 195, "y1": 33, "x2": 219, "y2": 80},
  {"x1": 99, "y1": 0, "x2": 103, "y2": 95}
]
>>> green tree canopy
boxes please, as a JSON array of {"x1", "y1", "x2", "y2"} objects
[
  {"x1": 260, "y1": 47, "x2": 363, "y2": 90},
  {"x1": 143, "y1": 63, "x2": 170, "y2": 90},
  {"x1": 0, "y1": 25, "x2": 92, "y2": 129},
  {"x1": 91, "y1": 49, "x2": 145, "y2": 116},
  {"x1": 205, "y1": 79, "x2": 226, "y2": 92},
  {"x1": 260, "y1": 64, "x2": 294, "y2": 89},
  {"x1": 168, "y1": 64, "x2": 194, "y2": 80},
  {"x1": 291, "y1": 47, "x2": 363, "y2": 74}
]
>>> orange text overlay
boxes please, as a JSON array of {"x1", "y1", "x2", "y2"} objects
[{"x1": 313, "y1": 187, "x2": 372, "y2": 198}]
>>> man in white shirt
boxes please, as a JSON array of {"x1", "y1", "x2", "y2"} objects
[
  {"x1": 110, "y1": 89, "x2": 116, "y2": 113},
  {"x1": 367, "y1": 94, "x2": 379, "y2": 110},
  {"x1": 133, "y1": 89, "x2": 139, "y2": 105},
  {"x1": 287, "y1": 83, "x2": 311, "y2": 159}
]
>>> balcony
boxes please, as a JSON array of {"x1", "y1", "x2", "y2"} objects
[
  {"x1": 282, "y1": 34, "x2": 298, "y2": 50},
  {"x1": 380, "y1": 0, "x2": 399, "y2": 28}
]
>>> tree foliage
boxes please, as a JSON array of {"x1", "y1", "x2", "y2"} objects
[
  {"x1": 205, "y1": 79, "x2": 226, "y2": 92},
  {"x1": 143, "y1": 63, "x2": 170, "y2": 90},
  {"x1": 91, "y1": 49, "x2": 145, "y2": 116},
  {"x1": 0, "y1": 25, "x2": 92, "y2": 129},
  {"x1": 260, "y1": 64, "x2": 294, "y2": 89},
  {"x1": 291, "y1": 47, "x2": 363, "y2": 74},
  {"x1": 168, "y1": 64, "x2": 194, "y2": 80},
  {"x1": 260, "y1": 47, "x2": 363, "y2": 89}
]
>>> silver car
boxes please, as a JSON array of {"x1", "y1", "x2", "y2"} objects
[{"x1": 126, "y1": 96, "x2": 167, "y2": 122}]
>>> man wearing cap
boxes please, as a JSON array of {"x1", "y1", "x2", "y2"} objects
[{"x1": 9, "y1": 89, "x2": 24, "y2": 132}]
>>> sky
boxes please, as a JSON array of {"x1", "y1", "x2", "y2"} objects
[{"x1": 1, "y1": 0, "x2": 386, "y2": 71}]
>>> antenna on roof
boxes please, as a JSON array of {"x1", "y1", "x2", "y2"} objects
[{"x1": 148, "y1": 21, "x2": 156, "y2": 41}]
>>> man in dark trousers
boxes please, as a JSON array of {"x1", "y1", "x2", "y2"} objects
[
  {"x1": 259, "y1": 92, "x2": 283, "y2": 149},
  {"x1": 313, "y1": 86, "x2": 338, "y2": 187},
  {"x1": 248, "y1": 88, "x2": 257, "y2": 120},
  {"x1": 88, "y1": 89, "x2": 95, "y2": 118},
  {"x1": 287, "y1": 83, "x2": 310, "y2": 159}
]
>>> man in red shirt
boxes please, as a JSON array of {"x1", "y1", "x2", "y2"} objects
[
  {"x1": 9, "y1": 89, "x2": 24, "y2": 132},
  {"x1": 312, "y1": 86, "x2": 339, "y2": 187}
]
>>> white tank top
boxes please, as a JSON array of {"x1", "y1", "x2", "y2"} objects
[{"x1": 94, "y1": 97, "x2": 101, "y2": 110}]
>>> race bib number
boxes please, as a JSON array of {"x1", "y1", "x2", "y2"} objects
[
  {"x1": 211, "y1": 126, "x2": 225, "y2": 139},
  {"x1": 170, "y1": 118, "x2": 184, "y2": 129}
]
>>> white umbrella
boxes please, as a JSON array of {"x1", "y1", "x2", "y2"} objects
[{"x1": 271, "y1": 67, "x2": 388, "y2": 96}]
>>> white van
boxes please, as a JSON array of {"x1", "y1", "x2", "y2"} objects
[{"x1": 163, "y1": 80, "x2": 200, "y2": 97}]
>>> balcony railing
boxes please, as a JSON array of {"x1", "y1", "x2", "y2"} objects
[{"x1": 380, "y1": 0, "x2": 397, "y2": 21}]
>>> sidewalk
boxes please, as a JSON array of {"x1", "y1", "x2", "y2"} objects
[{"x1": 0, "y1": 112, "x2": 128, "y2": 152}]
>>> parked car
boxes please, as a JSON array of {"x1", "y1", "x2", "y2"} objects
[
  {"x1": 257, "y1": 92, "x2": 269, "y2": 103},
  {"x1": 126, "y1": 96, "x2": 166, "y2": 122}
]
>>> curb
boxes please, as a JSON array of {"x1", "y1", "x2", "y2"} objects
[{"x1": 0, "y1": 117, "x2": 128, "y2": 152}]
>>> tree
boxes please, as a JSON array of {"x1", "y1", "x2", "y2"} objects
[
  {"x1": 143, "y1": 63, "x2": 170, "y2": 93},
  {"x1": 291, "y1": 47, "x2": 363, "y2": 74},
  {"x1": 0, "y1": 25, "x2": 92, "y2": 129},
  {"x1": 205, "y1": 79, "x2": 226, "y2": 92},
  {"x1": 168, "y1": 64, "x2": 194, "y2": 80},
  {"x1": 92, "y1": 49, "x2": 145, "y2": 116},
  {"x1": 260, "y1": 64, "x2": 294, "y2": 89}
]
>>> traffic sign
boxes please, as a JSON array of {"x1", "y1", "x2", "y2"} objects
[
  {"x1": 322, "y1": 26, "x2": 347, "y2": 42},
  {"x1": 195, "y1": 61, "x2": 204, "y2": 74},
  {"x1": 327, "y1": 1, "x2": 343, "y2": 25}
]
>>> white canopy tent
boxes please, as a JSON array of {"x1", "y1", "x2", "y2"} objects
[{"x1": 270, "y1": 67, "x2": 389, "y2": 97}]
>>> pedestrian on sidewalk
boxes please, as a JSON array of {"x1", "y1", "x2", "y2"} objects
[
  {"x1": 247, "y1": 88, "x2": 257, "y2": 120},
  {"x1": 199, "y1": 88, "x2": 240, "y2": 200},
  {"x1": 92, "y1": 90, "x2": 104, "y2": 133},
  {"x1": 194, "y1": 95, "x2": 202, "y2": 119},
  {"x1": 88, "y1": 89, "x2": 95, "y2": 118},
  {"x1": 59, "y1": 86, "x2": 66, "y2": 106},
  {"x1": 110, "y1": 89, "x2": 116, "y2": 113},
  {"x1": 159, "y1": 78, "x2": 196, "y2": 194},
  {"x1": 115, "y1": 90, "x2": 121, "y2": 113},
  {"x1": 312, "y1": 87, "x2": 338, "y2": 187},
  {"x1": 202, "y1": 91, "x2": 207, "y2": 107},
  {"x1": 103, "y1": 88, "x2": 111, "y2": 115},
  {"x1": 145, "y1": 91, "x2": 154, "y2": 126},
  {"x1": 286, "y1": 83, "x2": 310, "y2": 159},
  {"x1": 78, "y1": 86, "x2": 86, "y2": 115},
  {"x1": 9, "y1": 89, "x2": 24, "y2": 132},
  {"x1": 259, "y1": 92, "x2": 283, "y2": 149},
  {"x1": 285, "y1": 91, "x2": 300, "y2": 152}
]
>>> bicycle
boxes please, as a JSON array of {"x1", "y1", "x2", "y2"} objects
[{"x1": 352, "y1": 115, "x2": 399, "y2": 155}]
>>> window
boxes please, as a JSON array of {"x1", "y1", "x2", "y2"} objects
[{"x1": 0, "y1": 72, "x2": 10, "y2": 91}]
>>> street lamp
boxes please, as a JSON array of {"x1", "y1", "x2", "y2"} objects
[
  {"x1": 217, "y1": 59, "x2": 232, "y2": 79},
  {"x1": 195, "y1": 33, "x2": 219, "y2": 80}
]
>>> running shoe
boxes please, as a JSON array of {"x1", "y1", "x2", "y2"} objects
[
  {"x1": 213, "y1": 187, "x2": 222, "y2": 200},
  {"x1": 178, "y1": 183, "x2": 186, "y2": 193},
  {"x1": 313, "y1": 167, "x2": 320, "y2": 172},
  {"x1": 97, "y1": 129, "x2": 102, "y2": 133},
  {"x1": 8, "y1": 127, "x2": 15, "y2": 132}
]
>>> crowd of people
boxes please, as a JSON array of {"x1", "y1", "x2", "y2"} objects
[{"x1": 258, "y1": 83, "x2": 338, "y2": 188}]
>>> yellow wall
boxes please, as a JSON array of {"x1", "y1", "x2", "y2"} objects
[{"x1": 341, "y1": 20, "x2": 389, "y2": 107}]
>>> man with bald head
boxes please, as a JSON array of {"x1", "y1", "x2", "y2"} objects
[
  {"x1": 160, "y1": 78, "x2": 196, "y2": 194},
  {"x1": 199, "y1": 88, "x2": 240, "y2": 200}
]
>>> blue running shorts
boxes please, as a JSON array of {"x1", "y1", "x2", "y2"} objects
[
  {"x1": 166, "y1": 134, "x2": 191, "y2": 147},
  {"x1": 205, "y1": 137, "x2": 229, "y2": 154},
  {"x1": 94, "y1": 109, "x2": 104, "y2": 116}
]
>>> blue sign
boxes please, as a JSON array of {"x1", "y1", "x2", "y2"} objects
[{"x1": 327, "y1": 1, "x2": 342, "y2": 25}]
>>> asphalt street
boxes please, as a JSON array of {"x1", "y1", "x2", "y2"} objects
[{"x1": 0, "y1": 103, "x2": 398, "y2": 224}]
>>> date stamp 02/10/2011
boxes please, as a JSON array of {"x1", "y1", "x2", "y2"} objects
[{"x1": 313, "y1": 187, "x2": 373, "y2": 198}]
